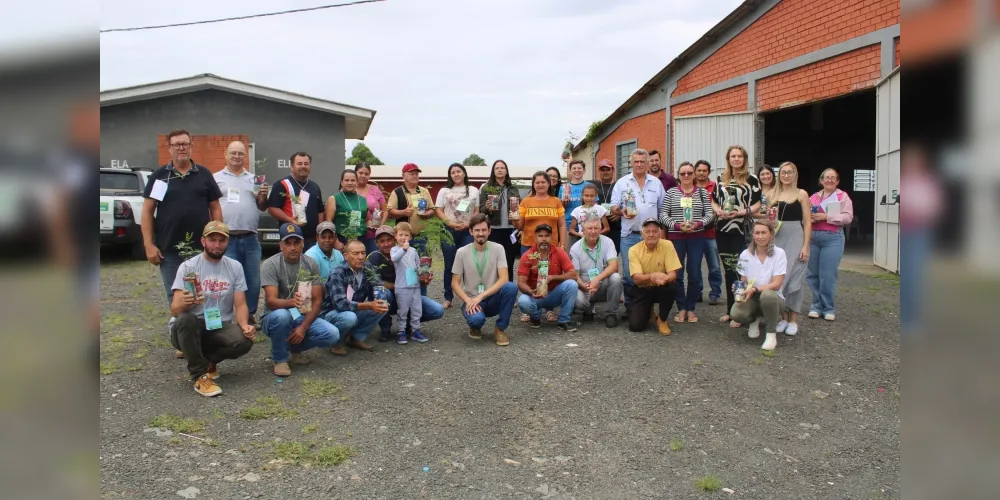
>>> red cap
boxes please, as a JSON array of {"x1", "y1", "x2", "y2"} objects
[
  {"x1": 402, "y1": 163, "x2": 421, "y2": 174},
  {"x1": 598, "y1": 159, "x2": 613, "y2": 169}
]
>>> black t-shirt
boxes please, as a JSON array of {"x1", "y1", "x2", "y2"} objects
[
  {"x1": 366, "y1": 250, "x2": 395, "y2": 284},
  {"x1": 142, "y1": 163, "x2": 223, "y2": 253},
  {"x1": 267, "y1": 176, "x2": 324, "y2": 239},
  {"x1": 595, "y1": 181, "x2": 621, "y2": 235}
]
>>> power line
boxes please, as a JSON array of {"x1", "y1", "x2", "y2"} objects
[{"x1": 100, "y1": 0, "x2": 385, "y2": 33}]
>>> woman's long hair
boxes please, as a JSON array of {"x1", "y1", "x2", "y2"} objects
[
  {"x1": 446, "y1": 162, "x2": 470, "y2": 197},
  {"x1": 531, "y1": 171, "x2": 551, "y2": 197},
  {"x1": 748, "y1": 220, "x2": 776, "y2": 256},
  {"x1": 722, "y1": 145, "x2": 751, "y2": 185},
  {"x1": 546, "y1": 167, "x2": 562, "y2": 197},
  {"x1": 775, "y1": 161, "x2": 799, "y2": 199},
  {"x1": 486, "y1": 159, "x2": 513, "y2": 188}
]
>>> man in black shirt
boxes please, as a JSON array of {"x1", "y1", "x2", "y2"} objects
[
  {"x1": 595, "y1": 159, "x2": 621, "y2": 254},
  {"x1": 142, "y1": 129, "x2": 223, "y2": 305},
  {"x1": 267, "y1": 152, "x2": 324, "y2": 251}
]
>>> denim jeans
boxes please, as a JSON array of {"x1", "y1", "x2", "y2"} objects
[
  {"x1": 378, "y1": 289, "x2": 445, "y2": 334},
  {"x1": 672, "y1": 237, "x2": 707, "y2": 312},
  {"x1": 517, "y1": 279, "x2": 579, "y2": 323},
  {"x1": 158, "y1": 250, "x2": 184, "y2": 305},
  {"x1": 618, "y1": 231, "x2": 643, "y2": 307},
  {"x1": 807, "y1": 230, "x2": 845, "y2": 316},
  {"x1": 697, "y1": 238, "x2": 723, "y2": 301},
  {"x1": 442, "y1": 227, "x2": 473, "y2": 301},
  {"x1": 463, "y1": 282, "x2": 517, "y2": 331},
  {"x1": 900, "y1": 228, "x2": 930, "y2": 333},
  {"x1": 322, "y1": 309, "x2": 385, "y2": 344},
  {"x1": 224, "y1": 235, "x2": 262, "y2": 316},
  {"x1": 261, "y1": 309, "x2": 339, "y2": 363}
]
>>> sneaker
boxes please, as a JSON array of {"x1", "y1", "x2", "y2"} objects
[
  {"x1": 468, "y1": 327, "x2": 482, "y2": 340},
  {"x1": 193, "y1": 374, "x2": 222, "y2": 397},
  {"x1": 747, "y1": 319, "x2": 761, "y2": 339},
  {"x1": 785, "y1": 322, "x2": 799, "y2": 336},
  {"x1": 397, "y1": 333, "x2": 408, "y2": 345},
  {"x1": 410, "y1": 330, "x2": 429, "y2": 343},
  {"x1": 273, "y1": 362, "x2": 291, "y2": 377},
  {"x1": 823, "y1": 314, "x2": 836, "y2": 321},
  {"x1": 528, "y1": 317, "x2": 542, "y2": 329},
  {"x1": 656, "y1": 318, "x2": 672, "y2": 336},
  {"x1": 761, "y1": 332, "x2": 778, "y2": 351},
  {"x1": 174, "y1": 350, "x2": 185, "y2": 359},
  {"x1": 378, "y1": 330, "x2": 391, "y2": 342},
  {"x1": 290, "y1": 352, "x2": 310, "y2": 365},
  {"x1": 557, "y1": 321, "x2": 579, "y2": 333},
  {"x1": 697, "y1": 295, "x2": 704, "y2": 303},
  {"x1": 604, "y1": 314, "x2": 619, "y2": 328},
  {"x1": 808, "y1": 311, "x2": 821, "y2": 319},
  {"x1": 709, "y1": 296, "x2": 721, "y2": 305},
  {"x1": 495, "y1": 329, "x2": 510, "y2": 346},
  {"x1": 206, "y1": 362, "x2": 219, "y2": 380},
  {"x1": 775, "y1": 320, "x2": 789, "y2": 333}
]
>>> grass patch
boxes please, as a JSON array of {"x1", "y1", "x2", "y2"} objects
[
  {"x1": 204, "y1": 439, "x2": 219, "y2": 447},
  {"x1": 273, "y1": 441, "x2": 356, "y2": 467},
  {"x1": 239, "y1": 395, "x2": 298, "y2": 420},
  {"x1": 253, "y1": 334, "x2": 269, "y2": 344},
  {"x1": 149, "y1": 413, "x2": 206, "y2": 434},
  {"x1": 874, "y1": 273, "x2": 900, "y2": 285},
  {"x1": 274, "y1": 441, "x2": 311, "y2": 462},
  {"x1": 760, "y1": 349, "x2": 776, "y2": 358},
  {"x1": 669, "y1": 439, "x2": 684, "y2": 452},
  {"x1": 102, "y1": 314, "x2": 126, "y2": 331},
  {"x1": 694, "y1": 475, "x2": 722, "y2": 492},
  {"x1": 168, "y1": 437, "x2": 181, "y2": 445},
  {"x1": 130, "y1": 283, "x2": 152, "y2": 298},
  {"x1": 99, "y1": 362, "x2": 118, "y2": 375},
  {"x1": 301, "y1": 378, "x2": 342, "y2": 398},
  {"x1": 212, "y1": 409, "x2": 225, "y2": 420},
  {"x1": 133, "y1": 346, "x2": 150, "y2": 359},
  {"x1": 750, "y1": 357, "x2": 766, "y2": 365},
  {"x1": 311, "y1": 445, "x2": 356, "y2": 466},
  {"x1": 126, "y1": 365, "x2": 143, "y2": 372},
  {"x1": 692, "y1": 359, "x2": 702, "y2": 366},
  {"x1": 302, "y1": 424, "x2": 318, "y2": 435},
  {"x1": 150, "y1": 334, "x2": 173, "y2": 348}
]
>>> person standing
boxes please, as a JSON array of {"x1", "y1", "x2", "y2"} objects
[
  {"x1": 659, "y1": 162, "x2": 714, "y2": 324},
  {"x1": 710, "y1": 145, "x2": 762, "y2": 327},
  {"x1": 304, "y1": 221, "x2": 345, "y2": 281},
  {"x1": 806, "y1": 168, "x2": 854, "y2": 321},
  {"x1": 259, "y1": 223, "x2": 340, "y2": 377},
  {"x1": 516, "y1": 172, "x2": 567, "y2": 254},
  {"x1": 770, "y1": 162, "x2": 811, "y2": 336},
  {"x1": 626, "y1": 219, "x2": 681, "y2": 334},
  {"x1": 648, "y1": 150, "x2": 678, "y2": 193},
  {"x1": 516, "y1": 224, "x2": 580, "y2": 332},
  {"x1": 169, "y1": 221, "x2": 254, "y2": 397},
  {"x1": 322, "y1": 240, "x2": 390, "y2": 356},
  {"x1": 267, "y1": 152, "x2": 324, "y2": 250},
  {"x1": 354, "y1": 162, "x2": 387, "y2": 255},
  {"x1": 594, "y1": 159, "x2": 621, "y2": 254},
  {"x1": 558, "y1": 160, "x2": 589, "y2": 250},
  {"x1": 435, "y1": 163, "x2": 480, "y2": 309},
  {"x1": 451, "y1": 214, "x2": 518, "y2": 346},
  {"x1": 324, "y1": 169, "x2": 369, "y2": 247},
  {"x1": 142, "y1": 129, "x2": 223, "y2": 305},
  {"x1": 213, "y1": 140, "x2": 269, "y2": 323},
  {"x1": 693, "y1": 160, "x2": 723, "y2": 305},
  {"x1": 546, "y1": 167, "x2": 563, "y2": 197},
  {"x1": 569, "y1": 218, "x2": 622, "y2": 327},
  {"x1": 478, "y1": 159, "x2": 522, "y2": 283},
  {"x1": 899, "y1": 145, "x2": 943, "y2": 335},
  {"x1": 386, "y1": 163, "x2": 437, "y2": 295},
  {"x1": 389, "y1": 223, "x2": 428, "y2": 344},
  {"x1": 730, "y1": 220, "x2": 787, "y2": 351}
]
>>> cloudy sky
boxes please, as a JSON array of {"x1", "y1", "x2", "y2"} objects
[{"x1": 96, "y1": 0, "x2": 741, "y2": 166}]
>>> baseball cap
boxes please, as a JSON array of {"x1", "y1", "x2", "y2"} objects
[
  {"x1": 316, "y1": 221, "x2": 336, "y2": 235},
  {"x1": 374, "y1": 225, "x2": 395, "y2": 239},
  {"x1": 641, "y1": 217, "x2": 661, "y2": 228},
  {"x1": 534, "y1": 223, "x2": 553, "y2": 234},
  {"x1": 402, "y1": 163, "x2": 421, "y2": 174},
  {"x1": 203, "y1": 220, "x2": 229, "y2": 237},
  {"x1": 279, "y1": 223, "x2": 304, "y2": 241},
  {"x1": 598, "y1": 159, "x2": 613, "y2": 169}
]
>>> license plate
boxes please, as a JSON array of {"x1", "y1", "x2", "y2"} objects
[{"x1": 264, "y1": 233, "x2": 279, "y2": 241}]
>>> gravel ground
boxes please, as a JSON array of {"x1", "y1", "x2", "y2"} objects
[{"x1": 100, "y1": 252, "x2": 899, "y2": 499}]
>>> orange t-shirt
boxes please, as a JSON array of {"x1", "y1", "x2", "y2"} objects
[{"x1": 518, "y1": 196, "x2": 565, "y2": 247}]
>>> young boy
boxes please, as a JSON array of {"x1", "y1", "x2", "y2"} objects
[
  {"x1": 568, "y1": 184, "x2": 610, "y2": 249},
  {"x1": 389, "y1": 223, "x2": 427, "y2": 344}
]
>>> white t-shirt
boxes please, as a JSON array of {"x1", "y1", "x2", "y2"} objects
[
  {"x1": 738, "y1": 247, "x2": 788, "y2": 299},
  {"x1": 569, "y1": 235, "x2": 618, "y2": 283},
  {"x1": 569, "y1": 204, "x2": 608, "y2": 234},
  {"x1": 435, "y1": 185, "x2": 480, "y2": 224}
]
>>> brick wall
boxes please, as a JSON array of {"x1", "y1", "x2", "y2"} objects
[
  {"x1": 756, "y1": 45, "x2": 880, "y2": 112},
  {"x1": 157, "y1": 134, "x2": 250, "y2": 173},
  {"x1": 596, "y1": 109, "x2": 666, "y2": 166},
  {"x1": 673, "y1": 0, "x2": 899, "y2": 97},
  {"x1": 670, "y1": 85, "x2": 749, "y2": 167}
]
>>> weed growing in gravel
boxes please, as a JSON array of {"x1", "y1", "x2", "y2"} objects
[
  {"x1": 692, "y1": 359, "x2": 703, "y2": 366},
  {"x1": 750, "y1": 357, "x2": 766, "y2": 365},
  {"x1": 694, "y1": 475, "x2": 722, "y2": 492},
  {"x1": 168, "y1": 437, "x2": 181, "y2": 445},
  {"x1": 253, "y1": 334, "x2": 268, "y2": 344},
  {"x1": 311, "y1": 445, "x2": 356, "y2": 466},
  {"x1": 273, "y1": 441, "x2": 356, "y2": 467},
  {"x1": 669, "y1": 439, "x2": 684, "y2": 451},
  {"x1": 150, "y1": 334, "x2": 172, "y2": 348},
  {"x1": 761, "y1": 349, "x2": 776, "y2": 358},
  {"x1": 239, "y1": 396, "x2": 299, "y2": 420},
  {"x1": 130, "y1": 283, "x2": 151, "y2": 298},
  {"x1": 301, "y1": 378, "x2": 342, "y2": 398},
  {"x1": 100, "y1": 362, "x2": 118, "y2": 375},
  {"x1": 274, "y1": 441, "x2": 311, "y2": 461},
  {"x1": 149, "y1": 414, "x2": 206, "y2": 434},
  {"x1": 134, "y1": 346, "x2": 149, "y2": 359},
  {"x1": 126, "y1": 365, "x2": 142, "y2": 372},
  {"x1": 212, "y1": 409, "x2": 225, "y2": 420},
  {"x1": 203, "y1": 439, "x2": 219, "y2": 447},
  {"x1": 302, "y1": 424, "x2": 318, "y2": 435},
  {"x1": 102, "y1": 314, "x2": 125, "y2": 331}
]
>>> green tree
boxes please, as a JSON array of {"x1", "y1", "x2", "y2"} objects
[
  {"x1": 462, "y1": 154, "x2": 486, "y2": 166},
  {"x1": 346, "y1": 142, "x2": 383, "y2": 165}
]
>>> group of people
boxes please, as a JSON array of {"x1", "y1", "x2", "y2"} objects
[{"x1": 140, "y1": 129, "x2": 854, "y2": 397}]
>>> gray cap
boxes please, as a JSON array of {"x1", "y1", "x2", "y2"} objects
[{"x1": 316, "y1": 221, "x2": 336, "y2": 235}]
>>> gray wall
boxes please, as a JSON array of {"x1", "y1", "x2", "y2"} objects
[{"x1": 100, "y1": 89, "x2": 347, "y2": 194}]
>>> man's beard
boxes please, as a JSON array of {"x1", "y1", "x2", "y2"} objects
[
  {"x1": 206, "y1": 249, "x2": 225, "y2": 260},
  {"x1": 537, "y1": 243, "x2": 550, "y2": 252},
  {"x1": 475, "y1": 236, "x2": 487, "y2": 245}
]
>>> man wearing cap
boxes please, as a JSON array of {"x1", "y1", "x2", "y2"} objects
[
  {"x1": 214, "y1": 140, "x2": 269, "y2": 322},
  {"x1": 626, "y1": 218, "x2": 681, "y2": 335},
  {"x1": 259, "y1": 223, "x2": 340, "y2": 377},
  {"x1": 169, "y1": 221, "x2": 255, "y2": 397},
  {"x1": 570, "y1": 217, "x2": 622, "y2": 327},
  {"x1": 304, "y1": 221, "x2": 345, "y2": 281},
  {"x1": 365, "y1": 225, "x2": 446, "y2": 342},
  {"x1": 516, "y1": 224, "x2": 580, "y2": 331},
  {"x1": 594, "y1": 159, "x2": 620, "y2": 253},
  {"x1": 386, "y1": 163, "x2": 437, "y2": 295},
  {"x1": 267, "y1": 152, "x2": 324, "y2": 250},
  {"x1": 450, "y1": 214, "x2": 518, "y2": 346},
  {"x1": 322, "y1": 240, "x2": 389, "y2": 355}
]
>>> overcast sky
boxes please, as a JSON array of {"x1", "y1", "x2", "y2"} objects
[{"x1": 97, "y1": 0, "x2": 742, "y2": 166}]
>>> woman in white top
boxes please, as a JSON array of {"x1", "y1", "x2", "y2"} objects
[
  {"x1": 730, "y1": 220, "x2": 787, "y2": 351},
  {"x1": 435, "y1": 163, "x2": 480, "y2": 308}
]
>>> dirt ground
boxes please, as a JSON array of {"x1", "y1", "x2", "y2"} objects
[{"x1": 99, "y1": 251, "x2": 900, "y2": 499}]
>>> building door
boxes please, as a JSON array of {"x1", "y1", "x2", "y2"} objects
[
  {"x1": 674, "y1": 112, "x2": 757, "y2": 179},
  {"x1": 873, "y1": 68, "x2": 901, "y2": 273}
]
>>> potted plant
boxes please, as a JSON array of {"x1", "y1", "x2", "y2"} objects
[
  {"x1": 291, "y1": 267, "x2": 321, "y2": 314},
  {"x1": 525, "y1": 251, "x2": 549, "y2": 298},
  {"x1": 481, "y1": 184, "x2": 502, "y2": 212},
  {"x1": 174, "y1": 232, "x2": 204, "y2": 304},
  {"x1": 252, "y1": 156, "x2": 268, "y2": 195},
  {"x1": 415, "y1": 217, "x2": 455, "y2": 280},
  {"x1": 280, "y1": 191, "x2": 308, "y2": 225},
  {"x1": 720, "y1": 253, "x2": 752, "y2": 303},
  {"x1": 363, "y1": 262, "x2": 389, "y2": 308},
  {"x1": 622, "y1": 190, "x2": 638, "y2": 218}
]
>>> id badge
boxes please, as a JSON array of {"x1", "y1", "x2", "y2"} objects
[
  {"x1": 289, "y1": 307, "x2": 301, "y2": 320},
  {"x1": 477, "y1": 284, "x2": 485, "y2": 295},
  {"x1": 600, "y1": 203, "x2": 612, "y2": 212},
  {"x1": 298, "y1": 190, "x2": 310, "y2": 207},
  {"x1": 405, "y1": 267, "x2": 419, "y2": 286},
  {"x1": 587, "y1": 268, "x2": 600, "y2": 281},
  {"x1": 456, "y1": 199, "x2": 471, "y2": 213},
  {"x1": 204, "y1": 307, "x2": 223, "y2": 330},
  {"x1": 679, "y1": 197, "x2": 693, "y2": 208},
  {"x1": 150, "y1": 179, "x2": 168, "y2": 201},
  {"x1": 227, "y1": 186, "x2": 241, "y2": 203},
  {"x1": 349, "y1": 210, "x2": 362, "y2": 228},
  {"x1": 510, "y1": 230, "x2": 519, "y2": 244}
]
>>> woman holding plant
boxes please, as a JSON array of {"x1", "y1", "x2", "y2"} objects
[
  {"x1": 324, "y1": 169, "x2": 369, "y2": 249},
  {"x1": 755, "y1": 164, "x2": 777, "y2": 216},
  {"x1": 710, "y1": 145, "x2": 762, "y2": 327},
  {"x1": 478, "y1": 159, "x2": 522, "y2": 283},
  {"x1": 730, "y1": 220, "x2": 787, "y2": 351},
  {"x1": 435, "y1": 163, "x2": 480, "y2": 308},
  {"x1": 658, "y1": 162, "x2": 714, "y2": 323},
  {"x1": 770, "y1": 162, "x2": 811, "y2": 336},
  {"x1": 354, "y1": 163, "x2": 387, "y2": 256}
]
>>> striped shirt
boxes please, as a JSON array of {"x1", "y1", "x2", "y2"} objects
[{"x1": 658, "y1": 186, "x2": 714, "y2": 240}]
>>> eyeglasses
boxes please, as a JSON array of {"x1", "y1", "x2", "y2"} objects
[
  {"x1": 170, "y1": 143, "x2": 192, "y2": 149},
  {"x1": 779, "y1": 171, "x2": 794, "y2": 176}
]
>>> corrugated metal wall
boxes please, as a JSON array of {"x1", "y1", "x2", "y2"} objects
[
  {"x1": 874, "y1": 69, "x2": 900, "y2": 273},
  {"x1": 674, "y1": 112, "x2": 757, "y2": 178}
]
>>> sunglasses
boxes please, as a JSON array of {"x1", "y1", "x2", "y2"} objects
[{"x1": 678, "y1": 172, "x2": 694, "y2": 177}]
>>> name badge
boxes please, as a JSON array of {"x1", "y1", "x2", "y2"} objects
[
  {"x1": 600, "y1": 203, "x2": 612, "y2": 212},
  {"x1": 405, "y1": 267, "x2": 419, "y2": 286},
  {"x1": 298, "y1": 190, "x2": 310, "y2": 207},
  {"x1": 477, "y1": 284, "x2": 485, "y2": 295},
  {"x1": 510, "y1": 230, "x2": 519, "y2": 244},
  {"x1": 227, "y1": 186, "x2": 241, "y2": 203},
  {"x1": 679, "y1": 197, "x2": 693, "y2": 208},
  {"x1": 349, "y1": 210, "x2": 362, "y2": 228},
  {"x1": 204, "y1": 307, "x2": 223, "y2": 330},
  {"x1": 587, "y1": 268, "x2": 600, "y2": 281},
  {"x1": 150, "y1": 179, "x2": 168, "y2": 201},
  {"x1": 456, "y1": 199, "x2": 471, "y2": 213},
  {"x1": 289, "y1": 307, "x2": 301, "y2": 321}
]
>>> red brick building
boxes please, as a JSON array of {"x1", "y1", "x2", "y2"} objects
[{"x1": 574, "y1": 0, "x2": 901, "y2": 270}]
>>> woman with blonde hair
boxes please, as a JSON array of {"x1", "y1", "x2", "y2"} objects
[
  {"x1": 710, "y1": 145, "x2": 762, "y2": 326},
  {"x1": 730, "y1": 220, "x2": 786, "y2": 351},
  {"x1": 770, "y1": 162, "x2": 811, "y2": 335}
]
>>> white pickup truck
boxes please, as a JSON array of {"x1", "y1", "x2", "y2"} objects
[{"x1": 100, "y1": 167, "x2": 151, "y2": 259}]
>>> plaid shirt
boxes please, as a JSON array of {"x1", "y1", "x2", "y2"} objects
[{"x1": 323, "y1": 262, "x2": 374, "y2": 313}]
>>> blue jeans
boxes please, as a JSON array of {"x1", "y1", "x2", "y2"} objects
[
  {"x1": 618, "y1": 232, "x2": 642, "y2": 307},
  {"x1": 900, "y1": 229, "x2": 930, "y2": 332},
  {"x1": 322, "y1": 309, "x2": 384, "y2": 344},
  {"x1": 262, "y1": 309, "x2": 339, "y2": 363},
  {"x1": 224, "y1": 235, "x2": 262, "y2": 316},
  {"x1": 697, "y1": 238, "x2": 723, "y2": 301},
  {"x1": 158, "y1": 250, "x2": 184, "y2": 305},
  {"x1": 672, "y1": 237, "x2": 707, "y2": 312},
  {"x1": 378, "y1": 289, "x2": 445, "y2": 334},
  {"x1": 807, "y1": 230, "x2": 845, "y2": 316},
  {"x1": 442, "y1": 227, "x2": 473, "y2": 301},
  {"x1": 463, "y1": 282, "x2": 517, "y2": 331},
  {"x1": 517, "y1": 280, "x2": 579, "y2": 323}
]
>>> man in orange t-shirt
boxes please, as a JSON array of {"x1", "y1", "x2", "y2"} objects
[{"x1": 516, "y1": 224, "x2": 579, "y2": 331}]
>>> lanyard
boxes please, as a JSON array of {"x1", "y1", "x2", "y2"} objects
[
  {"x1": 340, "y1": 191, "x2": 359, "y2": 212},
  {"x1": 281, "y1": 259, "x2": 300, "y2": 298},
  {"x1": 597, "y1": 182, "x2": 612, "y2": 203},
  {"x1": 583, "y1": 239, "x2": 602, "y2": 267},
  {"x1": 473, "y1": 246, "x2": 489, "y2": 279}
]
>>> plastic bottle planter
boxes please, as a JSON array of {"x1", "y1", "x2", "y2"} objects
[
  {"x1": 183, "y1": 272, "x2": 205, "y2": 304},
  {"x1": 760, "y1": 195, "x2": 769, "y2": 214},
  {"x1": 292, "y1": 201, "x2": 307, "y2": 225},
  {"x1": 624, "y1": 195, "x2": 638, "y2": 218},
  {"x1": 296, "y1": 282, "x2": 313, "y2": 314},
  {"x1": 562, "y1": 182, "x2": 571, "y2": 202},
  {"x1": 733, "y1": 280, "x2": 747, "y2": 303},
  {"x1": 418, "y1": 257, "x2": 433, "y2": 279},
  {"x1": 486, "y1": 195, "x2": 499, "y2": 212},
  {"x1": 253, "y1": 175, "x2": 266, "y2": 195},
  {"x1": 722, "y1": 188, "x2": 737, "y2": 213},
  {"x1": 373, "y1": 285, "x2": 389, "y2": 308},
  {"x1": 767, "y1": 207, "x2": 779, "y2": 223},
  {"x1": 811, "y1": 205, "x2": 821, "y2": 214},
  {"x1": 683, "y1": 207, "x2": 693, "y2": 224},
  {"x1": 371, "y1": 208, "x2": 382, "y2": 228},
  {"x1": 417, "y1": 198, "x2": 428, "y2": 213},
  {"x1": 508, "y1": 197, "x2": 520, "y2": 221},
  {"x1": 536, "y1": 260, "x2": 550, "y2": 298}
]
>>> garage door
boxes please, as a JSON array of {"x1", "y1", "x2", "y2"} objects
[
  {"x1": 674, "y1": 112, "x2": 757, "y2": 179},
  {"x1": 873, "y1": 68, "x2": 900, "y2": 273}
]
